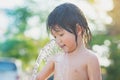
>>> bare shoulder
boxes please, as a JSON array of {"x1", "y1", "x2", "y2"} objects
[
  {"x1": 47, "y1": 55, "x2": 56, "y2": 63},
  {"x1": 47, "y1": 53, "x2": 64, "y2": 63},
  {"x1": 85, "y1": 49, "x2": 99, "y2": 63},
  {"x1": 86, "y1": 49, "x2": 102, "y2": 80}
]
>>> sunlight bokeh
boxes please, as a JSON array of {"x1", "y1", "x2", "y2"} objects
[{"x1": 0, "y1": 0, "x2": 114, "y2": 67}]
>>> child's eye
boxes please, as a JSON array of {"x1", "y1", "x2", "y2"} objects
[
  {"x1": 54, "y1": 36, "x2": 56, "y2": 38},
  {"x1": 60, "y1": 34, "x2": 64, "y2": 36}
]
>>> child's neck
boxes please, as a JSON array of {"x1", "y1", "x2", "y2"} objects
[{"x1": 67, "y1": 40, "x2": 86, "y2": 56}]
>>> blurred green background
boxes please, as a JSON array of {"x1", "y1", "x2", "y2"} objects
[{"x1": 0, "y1": 0, "x2": 120, "y2": 80}]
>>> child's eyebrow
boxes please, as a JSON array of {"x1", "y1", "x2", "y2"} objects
[
  {"x1": 51, "y1": 28, "x2": 64, "y2": 36},
  {"x1": 52, "y1": 27, "x2": 63, "y2": 32}
]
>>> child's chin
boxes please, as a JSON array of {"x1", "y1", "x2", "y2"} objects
[{"x1": 63, "y1": 49, "x2": 69, "y2": 53}]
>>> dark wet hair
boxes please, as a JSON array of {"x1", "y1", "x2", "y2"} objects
[{"x1": 47, "y1": 3, "x2": 92, "y2": 46}]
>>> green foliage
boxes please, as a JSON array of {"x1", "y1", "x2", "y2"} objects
[
  {"x1": 105, "y1": 0, "x2": 120, "y2": 79},
  {"x1": 89, "y1": 33, "x2": 112, "y2": 47},
  {"x1": 5, "y1": 7, "x2": 32, "y2": 35},
  {"x1": 1, "y1": 1, "x2": 50, "y2": 70},
  {"x1": 106, "y1": 36, "x2": 120, "y2": 80},
  {"x1": 0, "y1": 37, "x2": 50, "y2": 69},
  {"x1": 89, "y1": 33, "x2": 120, "y2": 80},
  {"x1": 0, "y1": 38, "x2": 35, "y2": 68},
  {"x1": 88, "y1": 0, "x2": 95, "y2": 4}
]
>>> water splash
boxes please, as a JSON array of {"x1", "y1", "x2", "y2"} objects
[{"x1": 31, "y1": 39, "x2": 63, "y2": 80}]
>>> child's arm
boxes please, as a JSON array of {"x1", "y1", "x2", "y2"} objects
[
  {"x1": 36, "y1": 57, "x2": 55, "y2": 80},
  {"x1": 87, "y1": 54, "x2": 102, "y2": 80}
]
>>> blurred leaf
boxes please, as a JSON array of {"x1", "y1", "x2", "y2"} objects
[{"x1": 88, "y1": 0, "x2": 95, "y2": 4}]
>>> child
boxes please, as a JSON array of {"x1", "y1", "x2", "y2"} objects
[{"x1": 36, "y1": 3, "x2": 102, "y2": 80}]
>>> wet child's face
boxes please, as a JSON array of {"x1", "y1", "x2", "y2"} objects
[{"x1": 51, "y1": 26, "x2": 77, "y2": 53}]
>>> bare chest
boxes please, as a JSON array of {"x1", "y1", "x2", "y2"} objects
[{"x1": 54, "y1": 55, "x2": 88, "y2": 80}]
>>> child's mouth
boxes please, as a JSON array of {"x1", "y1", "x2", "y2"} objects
[{"x1": 60, "y1": 44, "x2": 65, "y2": 49}]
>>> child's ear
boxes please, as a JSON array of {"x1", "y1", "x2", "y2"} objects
[{"x1": 76, "y1": 24, "x2": 82, "y2": 35}]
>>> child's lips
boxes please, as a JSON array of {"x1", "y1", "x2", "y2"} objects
[
  {"x1": 60, "y1": 45, "x2": 65, "y2": 49},
  {"x1": 60, "y1": 44, "x2": 69, "y2": 53}
]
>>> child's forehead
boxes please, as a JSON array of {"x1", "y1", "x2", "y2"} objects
[
  {"x1": 51, "y1": 25, "x2": 63, "y2": 32},
  {"x1": 51, "y1": 26, "x2": 64, "y2": 34}
]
